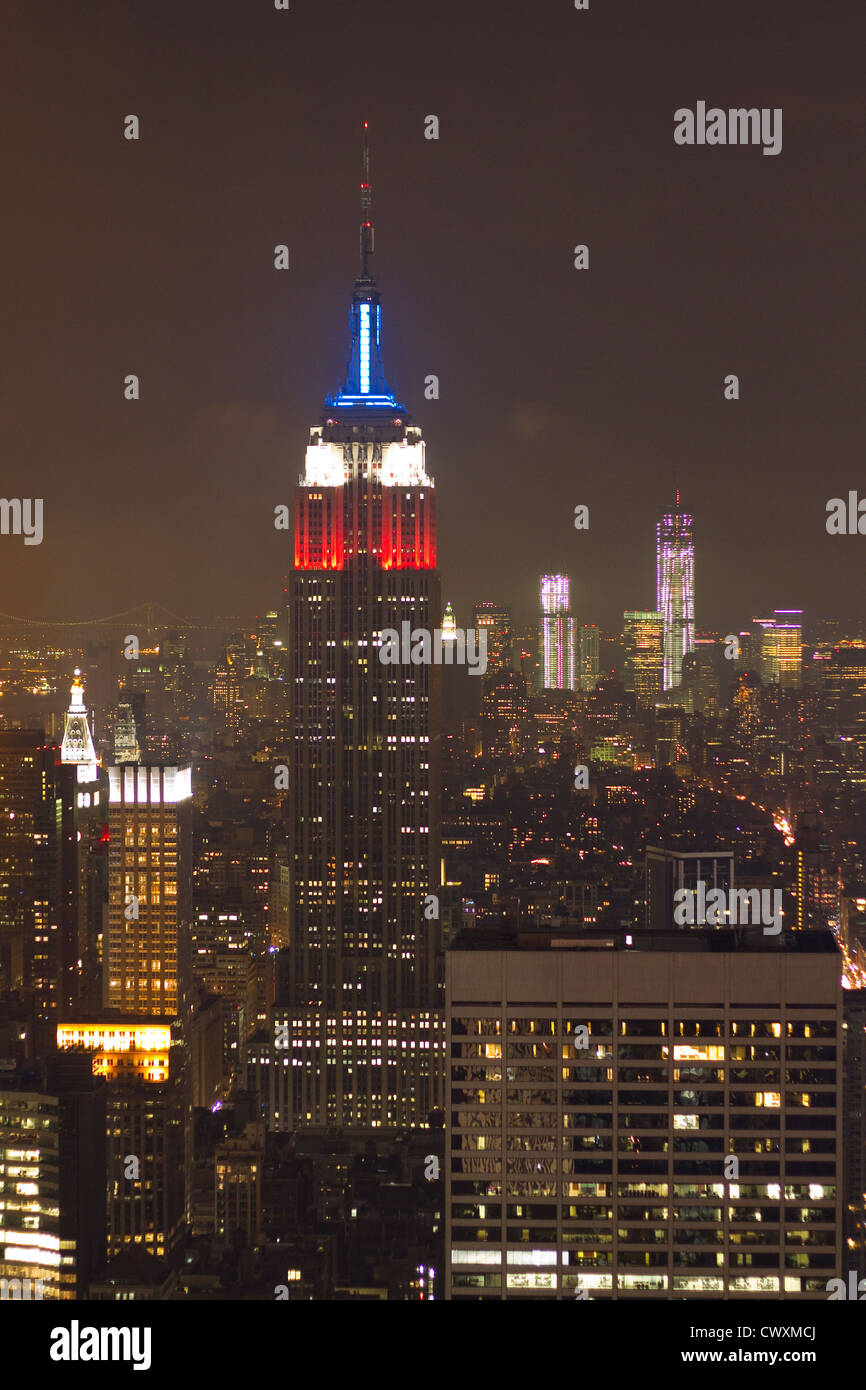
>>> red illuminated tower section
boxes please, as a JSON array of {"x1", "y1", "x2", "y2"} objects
[
  {"x1": 293, "y1": 445, "x2": 437, "y2": 572},
  {"x1": 286, "y1": 126, "x2": 443, "y2": 1131}
]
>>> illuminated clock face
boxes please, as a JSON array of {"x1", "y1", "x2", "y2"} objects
[{"x1": 64, "y1": 720, "x2": 86, "y2": 753}]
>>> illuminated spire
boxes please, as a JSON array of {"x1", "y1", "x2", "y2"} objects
[
  {"x1": 442, "y1": 602, "x2": 457, "y2": 642},
  {"x1": 360, "y1": 120, "x2": 373, "y2": 279},
  {"x1": 61, "y1": 669, "x2": 98, "y2": 782},
  {"x1": 325, "y1": 121, "x2": 404, "y2": 414}
]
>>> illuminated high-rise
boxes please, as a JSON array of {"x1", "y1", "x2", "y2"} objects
[
  {"x1": 579, "y1": 623, "x2": 600, "y2": 692},
  {"x1": 540, "y1": 575, "x2": 575, "y2": 690},
  {"x1": 446, "y1": 927, "x2": 842, "y2": 1300},
  {"x1": 104, "y1": 765, "x2": 192, "y2": 1018},
  {"x1": 473, "y1": 603, "x2": 512, "y2": 676},
  {"x1": 0, "y1": 733, "x2": 79, "y2": 1037},
  {"x1": 89, "y1": 757, "x2": 192, "y2": 1256},
  {"x1": 622, "y1": 610, "x2": 664, "y2": 710},
  {"x1": 656, "y1": 494, "x2": 695, "y2": 690},
  {"x1": 0, "y1": 1053, "x2": 106, "y2": 1300},
  {"x1": 286, "y1": 126, "x2": 443, "y2": 1130},
  {"x1": 756, "y1": 611, "x2": 803, "y2": 690},
  {"x1": 0, "y1": 1082, "x2": 62, "y2": 1298}
]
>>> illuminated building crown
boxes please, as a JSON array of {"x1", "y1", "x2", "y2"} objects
[
  {"x1": 294, "y1": 127, "x2": 436, "y2": 573},
  {"x1": 61, "y1": 669, "x2": 98, "y2": 782}
]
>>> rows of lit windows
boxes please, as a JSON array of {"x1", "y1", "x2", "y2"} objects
[{"x1": 449, "y1": 1011, "x2": 839, "y2": 1295}]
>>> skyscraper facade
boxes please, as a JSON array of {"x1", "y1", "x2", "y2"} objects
[
  {"x1": 622, "y1": 610, "x2": 664, "y2": 710},
  {"x1": 756, "y1": 611, "x2": 803, "y2": 690},
  {"x1": 656, "y1": 497, "x2": 695, "y2": 691},
  {"x1": 579, "y1": 623, "x2": 600, "y2": 692},
  {"x1": 446, "y1": 929, "x2": 842, "y2": 1300},
  {"x1": 0, "y1": 1082, "x2": 62, "y2": 1298},
  {"x1": 286, "y1": 128, "x2": 444, "y2": 1130},
  {"x1": 104, "y1": 765, "x2": 192, "y2": 1018},
  {"x1": 0, "y1": 733, "x2": 78, "y2": 1038},
  {"x1": 473, "y1": 604, "x2": 512, "y2": 677},
  {"x1": 540, "y1": 575, "x2": 575, "y2": 690}
]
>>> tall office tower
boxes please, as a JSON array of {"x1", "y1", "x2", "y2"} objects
[
  {"x1": 60, "y1": 672, "x2": 107, "y2": 1016},
  {"x1": 214, "y1": 1122, "x2": 265, "y2": 1242},
  {"x1": 473, "y1": 604, "x2": 512, "y2": 676},
  {"x1": 103, "y1": 1067, "x2": 186, "y2": 1261},
  {"x1": 656, "y1": 493, "x2": 695, "y2": 690},
  {"x1": 114, "y1": 703, "x2": 141, "y2": 764},
  {"x1": 622, "y1": 611, "x2": 664, "y2": 710},
  {"x1": 0, "y1": 733, "x2": 77, "y2": 1039},
  {"x1": 43, "y1": 1050, "x2": 107, "y2": 1297},
  {"x1": 446, "y1": 926, "x2": 843, "y2": 1299},
  {"x1": 121, "y1": 646, "x2": 174, "y2": 761},
  {"x1": 511, "y1": 624, "x2": 539, "y2": 687},
  {"x1": 55, "y1": 1020, "x2": 186, "y2": 1263},
  {"x1": 0, "y1": 1074, "x2": 62, "y2": 1298},
  {"x1": 286, "y1": 126, "x2": 443, "y2": 1130},
  {"x1": 104, "y1": 765, "x2": 193, "y2": 1018},
  {"x1": 579, "y1": 623, "x2": 600, "y2": 692},
  {"x1": 654, "y1": 705, "x2": 687, "y2": 768},
  {"x1": 732, "y1": 670, "x2": 761, "y2": 748},
  {"x1": 480, "y1": 669, "x2": 530, "y2": 759},
  {"x1": 99, "y1": 756, "x2": 193, "y2": 1258},
  {"x1": 756, "y1": 611, "x2": 804, "y2": 689},
  {"x1": 774, "y1": 610, "x2": 803, "y2": 689},
  {"x1": 540, "y1": 575, "x2": 575, "y2": 690},
  {"x1": 645, "y1": 844, "x2": 734, "y2": 929},
  {"x1": 843, "y1": 989, "x2": 866, "y2": 1281},
  {"x1": 794, "y1": 811, "x2": 837, "y2": 931},
  {"x1": 822, "y1": 647, "x2": 866, "y2": 757},
  {"x1": 680, "y1": 637, "x2": 720, "y2": 718},
  {"x1": 0, "y1": 1055, "x2": 105, "y2": 1300}
]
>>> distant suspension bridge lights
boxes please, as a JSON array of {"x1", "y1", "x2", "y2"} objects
[{"x1": 0, "y1": 602, "x2": 242, "y2": 632}]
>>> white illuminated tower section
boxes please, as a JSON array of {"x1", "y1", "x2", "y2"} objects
[
  {"x1": 287, "y1": 125, "x2": 443, "y2": 1131},
  {"x1": 541, "y1": 575, "x2": 575, "y2": 690},
  {"x1": 657, "y1": 493, "x2": 695, "y2": 691},
  {"x1": 60, "y1": 670, "x2": 98, "y2": 783}
]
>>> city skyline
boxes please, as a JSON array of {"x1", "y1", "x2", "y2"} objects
[
  {"x1": 1, "y1": 0, "x2": 865, "y2": 1328},
  {"x1": 0, "y1": 1, "x2": 862, "y2": 632}
]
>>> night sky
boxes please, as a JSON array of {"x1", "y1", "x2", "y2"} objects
[{"x1": 1, "y1": 0, "x2": 863, "y2": 631}]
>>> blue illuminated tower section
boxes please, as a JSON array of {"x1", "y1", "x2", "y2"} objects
[
  {"x1": 325, "y1": 122, "x2": 403, "y2": 414},
  {"x1": 656, "y1": 493, "x2": 695, "y2": 691}
]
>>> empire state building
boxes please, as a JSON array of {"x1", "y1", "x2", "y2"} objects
[{"x1": 284, "y1": 127, "x2": 444, "y2": 1129}]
